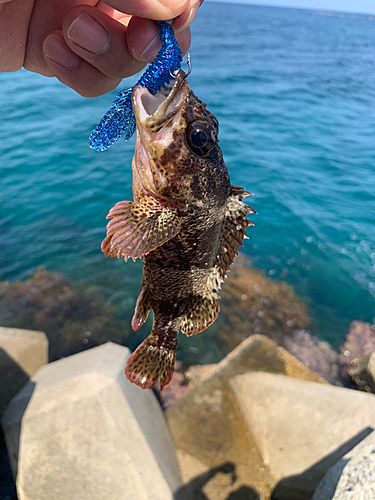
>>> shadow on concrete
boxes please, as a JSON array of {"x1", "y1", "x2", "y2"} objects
[
  {"x1": 0, "y1": 426, "x2": 17, "y2": 500},
  {"x1": 175, "y1": 461, "x2": 260, "y2": 499},
  {"x1": 227, "y1": 485, "x2": 260, "y2": 499},
  {"x1": 271, "y1": 426, "x2": 374, "y2": 500},
  {"x1": 0, "y1": 348, "x2": 30, "y2": 415},
  {"x1": 0, "y1": 349, "x2": 36, "y2": 500}
]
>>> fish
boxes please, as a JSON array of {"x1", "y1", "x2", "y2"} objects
[{"x1": 101, "y1": 70, "x2": 255, "y2": 390}]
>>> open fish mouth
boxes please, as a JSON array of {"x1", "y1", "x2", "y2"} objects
[
  {"x1": 132, "y1": 70, "x2": 187, "y2": 131},
  {"x1": 131, "y1": 70, "x2": 189, "y2": 201}
]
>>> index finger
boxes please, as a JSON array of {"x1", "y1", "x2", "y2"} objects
[{"x1": 102, "y1": 0, "x2": 188, "y2": 20}]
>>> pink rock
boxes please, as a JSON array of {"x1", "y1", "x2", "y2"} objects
[
  {"x1": 340, "y1": 322, "x2": 375, "y2": 378},
  {"x1": 282, "y1": 329, "x2": 341, "y2": 385},
  {"x1": 157, "y1": 364, "x2": 190, "y2": 408},
  {"x1": 340, "y1": 321, "x2": 375, "y2": 388}
]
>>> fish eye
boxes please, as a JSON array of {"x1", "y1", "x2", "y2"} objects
[{"x1": 186, "y1": 120, "x2": 217, "y2": 156}]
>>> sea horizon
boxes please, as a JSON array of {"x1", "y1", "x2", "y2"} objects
[{"x1": 207, "y1": 0, "x2": 375, "y2": 17}]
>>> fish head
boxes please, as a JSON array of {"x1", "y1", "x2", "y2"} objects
[{"x1": 132, "y1": 71, "x2": 229, "y2": 207}]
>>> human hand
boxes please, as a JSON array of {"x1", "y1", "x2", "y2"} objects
[{"x1": 0, "y1": 0, "x2": 201, "y2": 97}]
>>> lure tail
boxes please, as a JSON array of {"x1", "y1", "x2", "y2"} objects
[
  {"x1": 89, "y1": 21, "x2": 182, "y2": 151},
  {"x1": 125, "y1": 315, "x2": 178, "y2": 390},
  {"x1": 89, "y1": 89, "x2": 135, "y2": 152}
]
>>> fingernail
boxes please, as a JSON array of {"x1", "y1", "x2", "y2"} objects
[
  {"x1": 43, "y1": 34, "x2": 80, "y2": 69},
  {"x1": 67, "y1": 13, "x2": 109, "y2": 55},
  {"x1": 139, "y1": 36, "x2": 161, "y2": 61}
]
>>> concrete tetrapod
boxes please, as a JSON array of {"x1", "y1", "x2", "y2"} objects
[
  {"x1": 2, "y1": 342, "x2": 181, "y2": 500},
  {"x1": 313, "y1": 432, "x2": 375, "y2": 500},
  {"x1": 166, "y1": 335, "x2": 325, "y2": 499},
  {"x1": 229, "y1": 372, "x2": 375, "y2": 499}
]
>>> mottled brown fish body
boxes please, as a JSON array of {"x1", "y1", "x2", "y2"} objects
[{"x1": 101, "y1": 72, "x2": 254, "y2": 389}]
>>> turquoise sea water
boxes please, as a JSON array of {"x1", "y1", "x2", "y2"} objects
[{"x1": 1, "y1": 3, "x2": 374, "y2": 351}]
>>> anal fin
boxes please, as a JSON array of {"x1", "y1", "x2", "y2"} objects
[{"x1": 101, "y1": 196, "x2": 181, "y2": 261}]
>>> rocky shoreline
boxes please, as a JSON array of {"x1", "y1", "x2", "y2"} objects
[
  {"x1": 0, "y1": 260, "x2": 374, "y2": 499},
  {"x1": 1, "y1": 329, "x2": 375, "y2": 499}
]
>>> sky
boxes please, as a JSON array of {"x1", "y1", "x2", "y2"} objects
[{"x1": 209, "y1": 0, "x2": 375, "y2": 15}]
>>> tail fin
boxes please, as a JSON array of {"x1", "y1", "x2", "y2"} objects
[{"x1": 125, "y1": 316, "x2": 178, "y2": 390}]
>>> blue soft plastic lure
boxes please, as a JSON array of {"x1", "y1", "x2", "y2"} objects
[{"x1": 89, "y1": 22, "x2": 182, "y2": 152}]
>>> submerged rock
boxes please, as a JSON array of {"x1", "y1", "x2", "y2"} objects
[
  {"x1": 0, "y1": 268, "x2": 130, "y2": 360},
  {"x1": 2, "y1": 343, "x2": 181, "y2": 500},
  {"x1": 218, "y1": 256, "x2": 310, "y2": 353}
]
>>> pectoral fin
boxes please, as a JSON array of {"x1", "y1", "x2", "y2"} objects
[{"x1": 101, "y1": 197, "x2": 181, "y2": 261}]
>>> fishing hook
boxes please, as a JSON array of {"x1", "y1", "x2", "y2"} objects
[{"x1": 170, "y1": 53, "x2": 192, "y2": 79}]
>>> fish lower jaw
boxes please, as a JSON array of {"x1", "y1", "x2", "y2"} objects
[{"x1": 133, "y1": 74, "x2": 187, "y2": 128}]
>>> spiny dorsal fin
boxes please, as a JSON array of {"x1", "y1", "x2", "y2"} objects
[
  {"x1": 215, "y1": 185, "x2": 255, "y2": 284},
  {"x1": 180, "y1": 294, "x2": 220, "y2": 336},
  {"x1": 101, "y1": 197, "x2": 181, "y2": 262}
]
